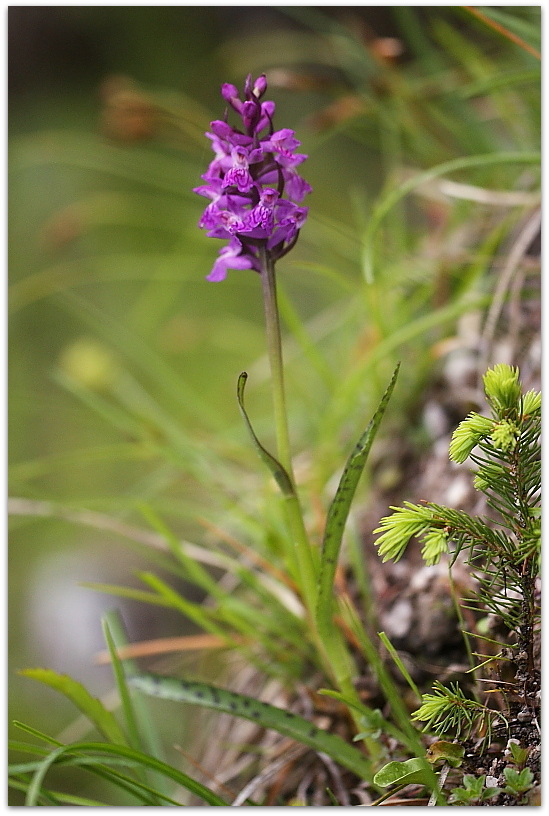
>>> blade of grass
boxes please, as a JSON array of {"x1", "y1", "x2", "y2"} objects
[
  {"x1": 464, "y1": 6, "x2": 541, "y2": 59},
  {"x1": 8, "y1": 253, "x2": 208, "y2": 314},
  {"x1": 337, "y1": 596, "x2": 425, "y2": 756},
  {"x1": 8, "y1": 777, "x2": 108, "y2": 806},
  {"x1": 66, "y1": 762, "x2": 185, "y2": 806},
  {"x1": 25, "y1": 741, "x2": 229, "y2": 806},
  {"x1": 8, "y1": 741, "x2": 51, "y2": 758},
  {"x1": 131, "y1": 571, "x2": 300, "y2": 674},
  {"x1": 52, "y1": 369, "x2": 150, "y2": 440},
  {"x1": 7, "y1": 497, "x2": 236, "y2": 579},
  {"x1": 138, "y1": 502, "x2": 222, "y2": 595},
  {"x1": 136, "y1": 508, "x2": 308, "y2": 657},
  {"x1": 378, "y1": 632, "x2": 421, "y2": 701},
  {"x1": 130, "y1": 560, "x2": 309, "y2": 670},
  {"x1": 12, "y1": 721, "x2": 63, "y2": 746},
  {"x1": 29, "y1": 790, "x2": 110, "y2": 807},
  {"x1": 276, "y1": 283, "x2": 335, "y2": 391},
  {"x1": 101, "y1": 617, "x2": 141, "y2": 752},
  {"x1": 10, "y1": 753, "x2": 171, "y2": 806},
  {"x1": 9, "y1": 776, "x2": 59, "y2": 806},
  {"x1": 9, "y1": 442, "x2": 154, "y2": 484},
  {"x1": 343, "y1": 518, "x2": 378, "y2": 631},
  {"x1": 318, "y1": 291, "x2": 491, "y2": 446},
  {"x1": 362, "y1": 151, "x2": 540, "y2": 281},
  {"x1": 57, "y1": 289, "x2": 224, "y2": 431},
  {"x1": 11, "y1": 132, "x2": 201, "y2": 199},
  {"x1": 94, "y1": 633, "x2": 247, "y2": 664},
  {"x1": 18, "y1": 669, "x2": 127, "y2": 746},
  {"x1": 135, "y1": 571, "x2": 232, "y2": 638},
  {"x1": 462, "y1": 68, "x2": 540, "y2": 98},
  {"x1": 80, "y1": 581, "x2": 177, "y2": 609},
  {"x1": 101, "y1": 611, "x2": 167, "y2": 767},
  {"x1": 10, "y1": 730, "x2": 174, "y2": 805}
]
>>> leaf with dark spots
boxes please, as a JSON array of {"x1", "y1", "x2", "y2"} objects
[{"x1": 129, "y1": 673, "x2": 372, "y2": 781}]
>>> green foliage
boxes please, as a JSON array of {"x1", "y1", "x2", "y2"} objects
[
  {"x1": 315, "y1": 364, "x2": 399, "y2": 715},
  {"x1": 375, "y1": 364, "x2": 540, "y2": 802},
  {"x1": 375, "y1": 365, "x2": 541, "y2": 633},
  {"x1": 425, "y1": 740, "x2": 465, "y2": 768},
  {"x1": 502, "y1": 766, "x2": 534, "y2": 796},
  {"x1": 10, "y1": 737, "x2": 228, "y2": 806},
  {"x1": 17, "y1": 669, "x2": 128, "y2": 746},
  {"x1": 506, "y1": 740, "x2": 530, "y2": 769},
  {"x1": 373, "y1": 502, "x2": 437, "y2": 563},
  {"x1": 236, "y1": 371, "x2": 295, "y2": 499},
  {"x1": 448, "y1": 774, "x2": 499, "y2": 805},
  {"x1": 483, "y1": 364, "x2": 523, "y2": 415},
  {"x1": 11, "y1": 617, "x2": 228, "y2": 806},
  {"x1": 411, "y1": 681, "x2": 500, "y2": 743},
  {"x1": 129, "y1": 672, "x2": 373, "y2": 782},
  {"x1": 373, "y1": 757, "x2": 432, "y2": 789},
  {"x1": 449, "y1": 413, "x2": 495, "y2": 464}
]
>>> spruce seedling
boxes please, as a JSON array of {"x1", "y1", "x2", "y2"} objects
[{"x1": 374, "y1": 364, "x2": 540, "y2": 792}]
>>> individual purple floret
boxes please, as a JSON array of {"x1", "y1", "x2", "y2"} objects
[{"x1": 195, "y1": 74, "x2": 311, "y2": 281}]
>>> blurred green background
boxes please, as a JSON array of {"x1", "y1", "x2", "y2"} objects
[{"x1": 9, "y1": 4, "x2": 540, "y2": 786}]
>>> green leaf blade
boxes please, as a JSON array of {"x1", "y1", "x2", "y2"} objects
[
  {"x1": 316, "y1": 364, "x2": 399, "y2": 640},
  {"x1": 236, "y1": 372, "x2": 295, "y2": 497},
  {"x1": 129, "y1": 672, "x2": 373, "y2": 782},
  {"x1": 373, "y1": 757, "x2": 432, "y2": 788},
  {"x1": 23, "y1": 740, "x2": 228, "y2": 806},
  {"x1": 18, "y1": 668, "x2": 127, "y2": 746}
]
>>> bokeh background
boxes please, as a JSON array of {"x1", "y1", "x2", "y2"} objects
[{"x1": 9, "y1": 5, "x2": 540, "y2": 801}]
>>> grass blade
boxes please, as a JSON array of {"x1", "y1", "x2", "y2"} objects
[
  {"x1": 101, "y1": 609, "x2": 167, "y2": 766},
  {"x1": 378, "y1": 632, "x2": 421, "y2": 701},
  {"x1": 135, "y1": 571, "x2": 231, "y2": 637},
  {"x1": 464, "y1": 6, "x2": 540, "y2": 58},
  {"x1": 337, "y1": 597, "x2": 424, "y2": 756},
  {"x1": 24, "y1": 741, "x2": 228, "y2": 806},
  {"x1": 8, "y1": 777, "x2": 108, "y2": 806},
  {"x1": 10, "y1": 723, "x2": 63, "y2": 747},
  {"x1": 362, "y1": 151, "x2": 540, "y2": 281},
  {"x1": 80, "y1": 582, "x2": 176, "y2": 609},
  {"x1": 101, "y1": 616, "x2": 141, "y2": 752},
  {"x1": 18, "y1": 669, "x2": 127, "y2": 746}
]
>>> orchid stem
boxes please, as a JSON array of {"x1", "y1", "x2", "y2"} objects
[
  {"x1": 259, "y1": 246, "x2": 317, "y2": 612},
  {"x1": 259, "y1": 247, "x2": 293, "y2": 478}
]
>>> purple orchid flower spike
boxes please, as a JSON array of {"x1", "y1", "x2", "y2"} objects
[{"x1": 195, "y1": 74, "x2": 311, "y2": 281}]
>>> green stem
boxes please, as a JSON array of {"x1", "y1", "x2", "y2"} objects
[
  {"x1": 257, "y1": 250, "x2": 365, "y2": 737},
  {"x1": 259, "y1": 246, "x2": 293, "y2": 477},
  {"x1": 258, "y1": 247, "x2": 317, "y2": 613}
]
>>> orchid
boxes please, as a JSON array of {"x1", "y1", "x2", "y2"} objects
[
  {"x1": 195, "y1": 74, "x2": 311, "y2": 281},
  {"x1": 195, "y1": 76, "x2": 317, "y2": 610}
]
